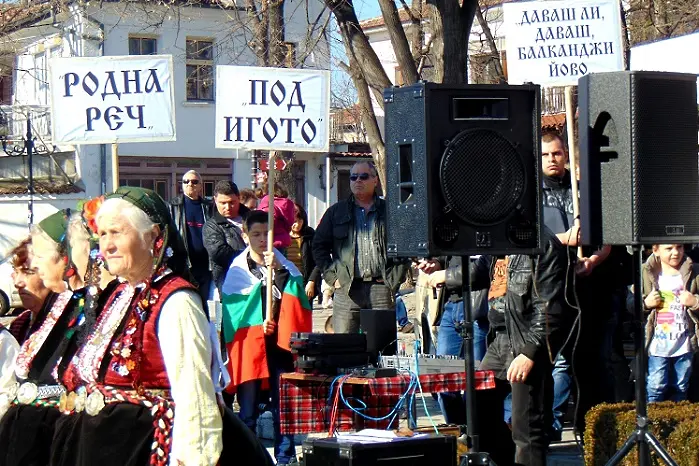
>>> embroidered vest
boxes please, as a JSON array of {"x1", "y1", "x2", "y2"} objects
[
  {"x1": 103, "y1": 275, "x2": 195, "y2": 389},
  {"x1": 62, "y1": 282, "x2": 136, "y2": 392},
  {"x1": 14, "y1": 291, "x2": 73, "y2": 381}
]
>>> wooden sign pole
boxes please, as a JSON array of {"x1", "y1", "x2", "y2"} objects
[
  {"x1": 265, "y1": 151, "x2": 277, "y2": 327},
  {"x1": 111, "y1": 143, "x2": 119, "y2": 191},
  {"x1": 564, "y1": 85, "x2": 583, "y2": 258}
]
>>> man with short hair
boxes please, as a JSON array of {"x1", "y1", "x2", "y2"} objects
[
  {"x1": 542, "y1": 131, "x2": 579, "y2": 246},
  {"x1": 313, "y1": 161, "x2": 408, "y2": 333},
  {"x1": 204, "y1": 180, "x2": 251, "y2": 292},
  {"x1": 170, "y1": 170, "x2": 214, "y2": 303}
]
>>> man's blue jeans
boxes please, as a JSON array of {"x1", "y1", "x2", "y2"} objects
[
  {"x1": 395, "y1": 294, "x2": 409, "y2": 327},
  {"x1": 647, "y1": 353, "x2": 693, "y2": 402},
  {"x1": 551, "y1": 353, "x2": 571, "y2": 435},
  {"x1": 436, "y1": 300, "x2": 489, "y2": 424}
]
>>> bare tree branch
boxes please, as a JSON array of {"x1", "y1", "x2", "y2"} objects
[
  {"x1": 474, "y1": 3, "x2": 506, "y2": 84},
  {"x1": 378, "y1": 0, "x2": 418, "y2": 85}
]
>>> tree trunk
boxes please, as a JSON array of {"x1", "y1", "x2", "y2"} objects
[
  {"x1": 475, "y1": 4, "x2": 506, "y2": 84},
  {"x1": 247, "y1": 0, "x2": 269, "y2": 65},
  {"x1": 268, "y1": 0, "x2": 286, "y2": 67},
  {"x1": 354, "y1": 68, "x2": 387, "y2": 190},
  {"x1": 378, "y1": 0, "x2": 419, "y2": 85},
  {"x1": 410, "y1": 0, "x2": 424, "y2": 65},
  {"x1": 427, "y1": 0, "x2": 478, "y2": 84},
  {"x1": 620, "y1": 1, "x2": 631, "y2": 70},
  {"x1": 325, "y1": 0, "x2": 392, "y2": 109}
]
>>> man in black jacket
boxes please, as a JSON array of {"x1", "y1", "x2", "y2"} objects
[
  {"x1": 170, "y1": 170, "x2": 214, "y2": 303},
  {"x1": 313, "y1": 161, "x2": 408, "y2": 333},
  {"x1": 470, "y1": 231, "x2": 574, "y2": 466},
  {"x1": 204, "y1": 181, "x2": 251, "y2": 293}
]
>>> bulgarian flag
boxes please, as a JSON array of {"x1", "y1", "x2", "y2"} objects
[{"x1": 221, "y1": 247, "x2": 312, "y2": 391}]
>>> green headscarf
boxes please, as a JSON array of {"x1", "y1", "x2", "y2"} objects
[
  {"x1": 37, "y1": 209, "x2": 71, "y2": 247},
  {"x1": 104, "y1": 187, "x2": 187, "y2": 277}
]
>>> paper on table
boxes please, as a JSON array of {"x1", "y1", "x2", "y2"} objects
[{"x1": 336, "y1": 429, "x2": 429, "y2": 444}]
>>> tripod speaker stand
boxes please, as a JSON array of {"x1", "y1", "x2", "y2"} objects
[{"x1": 604, "y1": 246, "x2": 678, "y2": 466}]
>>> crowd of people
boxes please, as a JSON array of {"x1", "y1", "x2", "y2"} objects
[{"x1": 0, "y1": 134, "x2": 697, "y2": 466}]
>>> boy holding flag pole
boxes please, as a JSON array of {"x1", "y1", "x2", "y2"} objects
[{"x1": 220, "y1": 158, "x2": 312, "y2": 465}]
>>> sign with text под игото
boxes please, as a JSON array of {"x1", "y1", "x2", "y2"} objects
[
  {"x1": 502, "y1": 0, "x2": 623, "y2": 86},
  {"x1": 50, "y1": 55, "x2": 176, "y2": 144},
  {"x1": 215, "y1": 66, "x2": 330, "y2": 152}
]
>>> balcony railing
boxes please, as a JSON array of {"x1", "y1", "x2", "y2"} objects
[
  {"x1": 541, "y1": 86, "x2": 566, "y2": 114},
  {"x1": 0, "y1": 105, "x2": 52, "y2": 142}
]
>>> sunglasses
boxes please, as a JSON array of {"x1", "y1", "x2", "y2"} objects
[
  {"x1": 182, "y1": 179, "x2": 200, "y2": 185},
  {"x1": 350, "y1": 173, "x2": 374, "y2": 182}
]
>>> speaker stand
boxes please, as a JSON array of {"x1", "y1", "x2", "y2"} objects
[
  {"x1": 458, "y1": 256, "x2": 494, "y2": 466},
  {"x1": 605, "y1": 246, "x2": 678, "y2": 466}
]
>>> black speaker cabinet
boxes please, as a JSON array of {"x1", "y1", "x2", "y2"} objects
[
  {"x1": 384, "y1": 82, "x2": 543, "y2": 257},
  {"x1": 579, "y1": 71, "x2": 699, "y2": 246}
]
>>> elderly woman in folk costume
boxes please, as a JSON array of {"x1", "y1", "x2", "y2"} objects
[
  {"x1": 0, "y1": 238, "x2": 55, "y2": 402},
  {"x1": 0, "y1": 199, "x2": 115, "y2": 466},
  {"x1": 51, "y1": 187, "x2": 272, "y2": 466},
  {"x1": 5, "y1": 238, "x2": 54, "y2": 345}
]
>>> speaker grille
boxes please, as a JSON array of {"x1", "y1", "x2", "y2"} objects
[
  {"x1": 633, "y1": 74, "x2": 699, "y2": 240},
  {"x1": 440, "y1": 128, "x2": 525, "y2": 226}
]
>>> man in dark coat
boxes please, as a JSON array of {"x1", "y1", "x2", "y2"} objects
[
  {"x1": 312, "y1": 161, "x2": 408, "y2": 333},
  {"x1": 204, "y1": 180, "x2": 251, "y2": 293},
  {"x1": 169, "y1": 170, "x2": 214, "y2": 303}
]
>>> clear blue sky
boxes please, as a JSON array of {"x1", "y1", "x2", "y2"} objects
[{"x1": 355, "y1": 1, "x2": 382, "y2": 21}]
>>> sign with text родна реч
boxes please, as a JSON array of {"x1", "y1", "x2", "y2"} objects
[
  {"x1": 502, "y1": 0, "x2": 624, "y2": 86},
  {"x1": 50, "y1": 55, "x2": 176, "y2": 144},
  {"x1": 215, "y1": 66, "x2": 330, "y2": 152}
]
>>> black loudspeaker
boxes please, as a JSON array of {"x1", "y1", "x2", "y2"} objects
[
  {"x1": 579, "y1": 71, "x2": 699, "y2": 246},
  {"x1": 384, "y1": 82, "x2": 543, "y2": 257}
]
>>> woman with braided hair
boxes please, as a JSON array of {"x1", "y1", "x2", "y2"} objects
[
  {"x1": 0, "y1": 201, "x2": 116, "y2": 466},
  {"x1": 52, "y1": 187, "x2": 272, "y2": 466}
]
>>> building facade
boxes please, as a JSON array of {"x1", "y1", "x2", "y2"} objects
[{"x1": 0, "y1": 0, "x2": 333, "y2": 257}]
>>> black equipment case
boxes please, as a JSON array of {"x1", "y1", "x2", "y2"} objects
[
  {"x1": 295, "y1": 353, "x2": 373, "y2": 373},
  {"x1": 290, "y1": 332, "x2": 367, "y2": 355},
  {"x1": 301, "y1": 435, "x2": 456, "y2": 466}
]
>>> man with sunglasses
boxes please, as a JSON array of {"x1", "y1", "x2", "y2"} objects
[
  {"x1": 313, "y1": 161, "x2": 408, "y2": 333},
  {"x1": 170, "y1": 170, "x2": 214, "y2": 304}
]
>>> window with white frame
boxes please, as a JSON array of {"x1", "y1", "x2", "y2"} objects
[
  {"x1": 35, "y1": 52, "x2": 47, "y2": 105},
  {"x1": 129, "y1": 37, "x2": 157, "y2": 55},
  {"x1": 186, "y1": 38, "x2": 214, "y2": 101}
]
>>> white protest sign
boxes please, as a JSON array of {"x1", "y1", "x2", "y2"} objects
[
  {"x1": 49, "y1": 55, "x2": 176, "y2": 144},
  {"x1": 502, "y1": 0, "x2": 624, "y2": 86},
  {"x1": 215, "y1": 66, "x2": 330, "y2": 152}
]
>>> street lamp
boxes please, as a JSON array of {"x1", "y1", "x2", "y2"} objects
[{"x1": 0, "y1": 115, "x2": 57, "y2": 227}]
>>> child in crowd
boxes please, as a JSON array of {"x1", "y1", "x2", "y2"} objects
[
  {"x1": 643, "y1": 244, "x2": 699, "y2": 402},
  {"x1": 256, "y1": 172, "x2": 295, "y2": 252},
  {"x1": 240, "y1": 188, "x2": 258, "y2": 210},
  {"x1": 221, "y1": 210, "x2": 312, "y2": 465}
]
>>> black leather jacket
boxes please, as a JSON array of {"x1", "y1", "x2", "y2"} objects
[
  {"x1": 470, "y1": 231, "x2": 576, "y2": 362},
  {"x1": 443, "y1": 256, "x2": 491, "y2": 321},
  {"x1": 169, "y1": 194, "x2": 214, "y2": 269},
  {"x1": 312, "y1": 196, "x2": 408, "y2": 294},
  {"x1": 203, "y1": 205, "x2": 251, "y2": 291}
]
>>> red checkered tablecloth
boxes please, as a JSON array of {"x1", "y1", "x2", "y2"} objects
[{"x1": 279, "y1": 370, "x2": 495, "y2": 434}]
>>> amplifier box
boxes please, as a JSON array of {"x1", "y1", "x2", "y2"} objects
[
  {"x1": 380, "y1": 355, "x2": 465, "y2": 375},
  {"x1": 301, "y1": 435, "x2": 456, "y2": 466}
]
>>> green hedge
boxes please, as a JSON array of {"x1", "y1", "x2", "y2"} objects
[{"x1": 584, "y1": 401, "x2": 699, "y2": 465}]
